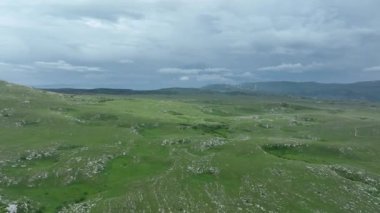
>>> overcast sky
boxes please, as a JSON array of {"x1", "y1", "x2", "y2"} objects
[{"x1": 1, "y1": 0, "x2": 380, "y2": 89}]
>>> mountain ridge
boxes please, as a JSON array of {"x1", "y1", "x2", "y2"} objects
[
  {"x1": 39, "y1": 80, "x2": 380, "y2": 101},
  {"x1": 2, "y1": 79, "x2": 380, "y2": 101},
  {"x1": 203, "y1": 81, "x2": 380, "y2": 101}
]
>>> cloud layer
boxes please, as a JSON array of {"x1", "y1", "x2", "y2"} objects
[{"x1": 0, "y1": 0, "x2": 380, "y2": 88}]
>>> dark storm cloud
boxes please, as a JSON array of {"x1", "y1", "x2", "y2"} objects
[{"x1": 0, "y1": 0, "x2": 379, "y2": 88}]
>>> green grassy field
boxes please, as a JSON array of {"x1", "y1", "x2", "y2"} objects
[{"x1": 1, "y1": 80, "x2": 380, "y2": 212}]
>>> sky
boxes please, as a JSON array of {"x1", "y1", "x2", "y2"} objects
[{"x1": 0, "y1": 0, "x2": 380, "y2": 89}]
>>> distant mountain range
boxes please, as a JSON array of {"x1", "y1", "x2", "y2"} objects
[
  {"x1": 40, "y1": 80, "x2": 380, "y2": 102},
  {"x1": 203, "y1": 81, "x2": 380, "y2": 101}
]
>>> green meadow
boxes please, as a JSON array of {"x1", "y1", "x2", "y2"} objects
[{"x1": 1, "y1": 81, "x2": 380, "y2": 212}]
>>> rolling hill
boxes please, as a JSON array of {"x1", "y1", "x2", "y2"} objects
[{"x1": 1, "y1": 80, "x2": 380, "y2": 212}]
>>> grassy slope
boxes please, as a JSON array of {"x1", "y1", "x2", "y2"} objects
[{"x1": 1, "y1": 81, "x2": 380, "y2": 212}]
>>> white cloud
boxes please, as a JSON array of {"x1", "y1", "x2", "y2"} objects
[
  {"x1": 158, "y1": 67, "x2": 230, "y2": 75},
  {"x1": 363, "y1": 66, "x2": 380, "y2": 72},
  {"x1": 34, "y1": 60, "x2": 103, "y2": 72},
  {"x1": 196, "y1": 74, "x2": 234, "y2": 83},
  {"x1": 203, "y1": 68, "x2": 230, "y2": 73},
  {"x1": 0, "y1": 61, "x2": 36, "y2": 73},
  {"x1": 158, "y1": 68, "x2": 201, "y2": 74},
  {"x1": 179, "y1": 76, "x2": 190, "y2": 81},
  {"x1": 0, "y1": 61, "x2": 102, "y2": 73},
  {"x1": 82, "y1": 18, "x2": 106, "y2": 29},
  {"x1": 257, "y1": 63, "x2": 322, "y2": 73},
  {"x1": 159, "y1": 66, "x2": 234, "y2": 83},
  {"x1": 258, "y1": 63, "x2": 303, "y2": 72},
  {"x1": 118, "y1": 59, "x2": 134, "y2": 64}
]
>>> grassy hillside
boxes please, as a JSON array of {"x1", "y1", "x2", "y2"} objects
[{"x1": 1, "y1": 80, "x2": 380, "y2": 212}]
